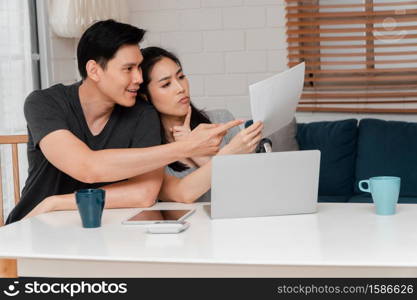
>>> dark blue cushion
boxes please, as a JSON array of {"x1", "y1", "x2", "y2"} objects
[
  {"x1": 355, "y1": 119, "x2": 417, "y2": 196},
  {"x1": 296, "y1": 119, "x2": 358, "y2": 196},
  {"x1": 318, "y1": 195, "x2": 350, "y2": 203},
  {"x1": 348, "y1": 194, "x2": 417, "y2": 204},
  {"x1": 347, "y1": 194, "x2": 373, "y2": 203},
  {"x1": 398, "y1": 197, "x2": 417, "y2": 204}
]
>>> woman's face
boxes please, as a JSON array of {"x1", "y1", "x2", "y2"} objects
[{"x1": 147, "y1": 57, "x2": 190, "y2": 118}]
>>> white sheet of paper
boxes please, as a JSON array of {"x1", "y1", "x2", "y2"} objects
[{"x1": 249, "y1": 62, "x2": 305, "y2": 137}]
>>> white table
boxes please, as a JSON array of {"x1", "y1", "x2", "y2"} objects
[{"x1": 1, "y1": 202, "x2": 417, "y2": 277}]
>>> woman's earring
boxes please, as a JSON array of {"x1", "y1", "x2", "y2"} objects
[{"x1": 141, "y1": 94, "x2": 149, "y2": 102}]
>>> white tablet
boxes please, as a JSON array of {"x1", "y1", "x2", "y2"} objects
[{"x1": 122, "y1": 209, "x2": 195, "y2": 225}]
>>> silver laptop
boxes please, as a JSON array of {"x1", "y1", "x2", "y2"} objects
[{"x1": 210, "y1": 150, "x2": 320, "y2": 219}]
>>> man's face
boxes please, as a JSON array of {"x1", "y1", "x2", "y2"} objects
[{"x1": 96, "y1": 44, "x2": 143, "y2": 107}]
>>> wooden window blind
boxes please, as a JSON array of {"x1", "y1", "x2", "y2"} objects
[{"x1": 285, "y1": 0, "x2": 417, "y2": 113}]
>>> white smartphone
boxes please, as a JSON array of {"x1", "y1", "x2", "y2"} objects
[
  {"x1": 122, "y1": 209, "x2": 195, "y2": 225},
  {"x1": 146, "y1": 222, "x2": 190, "y2": 234}
]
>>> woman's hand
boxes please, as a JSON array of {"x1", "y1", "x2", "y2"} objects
[
  {"x1": 172, "y1": 107, "x2": 212, "y2": 166},
  {"x1": 218, "y1": 121, "x2": 263, "y2": 155},
  {"x1": 172, "y1": 106, "x2": 192, "y2": 142}
]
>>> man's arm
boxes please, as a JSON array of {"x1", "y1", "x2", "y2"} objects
[
  {"x1": 25, "y1": 167, "x2": 164, "y2": 218},
  {"x1": 39, "y1": 120, "x2": 242, "y2": 184}
]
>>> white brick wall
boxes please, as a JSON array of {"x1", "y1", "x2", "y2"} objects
[
  {"x1": 181, "y1": 52, "x2": 225, "y2": 74},
  {"x1": 179, "y1": 8, "x2": 222, "y2": 30},
  {"x1": 160, "y1": 32, "x2": 203, "y2": 53},
  {"x1": 205, "y1": 74, "x2": 247, "y2": 96},
  {"x1": 131, "y1": 11, "x2": 180, "y2": 32},
  {"x1": 222, "y1": 7, "x2": 266, "y2": 29},
  {"x1": 45, "y1": 0, "x2": 417, "y2": 123},
  {"x1": 225, "y1": 51, "x2": 267, "y2": 73},
  {"x1": 203, "y1": 30, "x2": 244, "y2": 52},
  {"x1": 129, "y1": 0, "x2": 288, "y2": 120},
  {"x1": 202, "y1": 0, "x2": 243, "y2": 8},
  {"x1": 246, "y1": 28, "x2": 287, "y2": 50}
]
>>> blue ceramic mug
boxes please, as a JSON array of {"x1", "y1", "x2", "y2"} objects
[
  {"x1": 75, "y1": 189, "x2": 105, "y2": 228},
  {"x1": 358, "y1": 176, "x2": 401, "y2": 215}
]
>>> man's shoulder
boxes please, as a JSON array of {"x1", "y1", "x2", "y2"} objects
[
  {"x1": 134, "y1": 98, "x2": 158, "y2": 112},
  {"x1": 25, "y1": 82, "x2": 78, "y2": 106},
  {"x1": 123, "y1": 99, "x2": 159, "y2": 118}
]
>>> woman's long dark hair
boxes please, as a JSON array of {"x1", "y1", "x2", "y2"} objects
[{"x1": 138, "y1": 46, "x2": 211, "y2": 172}]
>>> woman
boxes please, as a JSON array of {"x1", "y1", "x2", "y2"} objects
[{"x1": 138, "y1": 47, "x2": 263, "y2": 203}]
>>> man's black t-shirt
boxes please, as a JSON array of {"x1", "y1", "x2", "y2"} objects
[{"x1": 6, "y1": 81, "x2": 161, "y2": 224}]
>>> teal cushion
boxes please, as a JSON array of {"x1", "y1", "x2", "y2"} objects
[
  {"x1": 296, "y1": 119, "x2": 358, "y2": 196},
  {"x1": 355, "y1": 119, "x2": 417, "y2": 196}
]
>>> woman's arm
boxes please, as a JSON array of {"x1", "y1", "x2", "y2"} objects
[
  {"x1": 188, "y1": 156, "x2": 211, "y2": 167},
  {"x1": 159, "y1": 121, "x2": 263, "y2": 203},
  {"x1": 25, "y1": 168, "x2": 164, "y2": 218},
  {"x1": 159, "y1": 166, "x2": 212, "y2": 203}
]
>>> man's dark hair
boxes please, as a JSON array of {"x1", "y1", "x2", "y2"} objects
[{"x1": 77, "y1": 19, "x2": 146, "y2": 79}]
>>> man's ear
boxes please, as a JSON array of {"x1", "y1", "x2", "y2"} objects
[{"x1": 86, "y1": 60, "x2": 100, "y2": 82}]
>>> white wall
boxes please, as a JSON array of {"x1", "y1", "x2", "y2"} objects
[
  {"x1": 128, "y1": 0, "x2": 417, "y2": 123},
  {"x1": 48, "y1": 33, "x2": 78, "y2": 85}
]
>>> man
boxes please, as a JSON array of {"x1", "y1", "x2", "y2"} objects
[{"x1": 6, "y1": 20, "x2": 241, "y2": 224}]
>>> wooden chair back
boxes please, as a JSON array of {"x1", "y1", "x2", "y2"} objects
[
  {"x1": 0, "y1": 135, "x2": 28, "y2": 225},
  {"x1": 0, "y1": 134, "x2": 28, "y2": 277}
]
